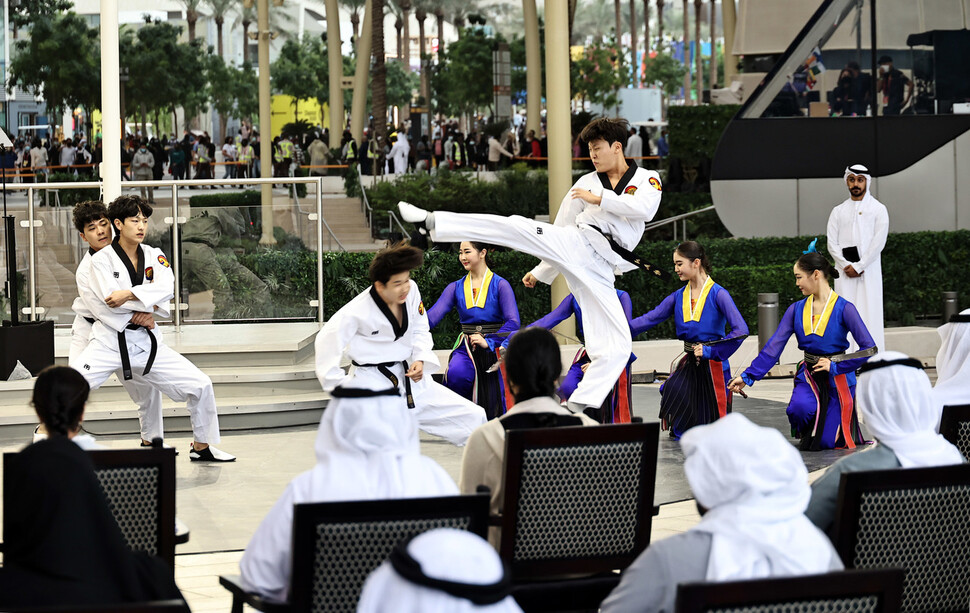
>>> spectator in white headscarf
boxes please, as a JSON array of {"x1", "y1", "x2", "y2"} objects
[
  {"x1": 390, "y1": 132, "x2": 411, "y2": 175},
  {"x1": 601, "y1": 413, "x2": 841, "y2": 613},
  {"x1": 238, "y1": 386, "x2": 458, "y2": 601},
  {"x1": 934, "y1": 309, "x2": 970, "y2": 408},
  {"x1": 806, "y1": 351, "x2": 965, "y2": 536},
  {"x1": 357, "y1": 528, "x2": 522, "y2": 613}
]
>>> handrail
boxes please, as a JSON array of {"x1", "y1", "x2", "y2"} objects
[
  {"x1": 643, "y1": 205, "x2": 717, "y2": 242},
  {"x1": 356, "y1": 165, "x2": 411, "y2": 240}
]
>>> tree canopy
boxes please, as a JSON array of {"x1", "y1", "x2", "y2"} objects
[{"x1": 431, "y1": 29, "x2": 500, "y2": 118}]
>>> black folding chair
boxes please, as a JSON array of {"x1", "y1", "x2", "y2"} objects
[
  {"x1": 0, "y1": 600, "x2": 188, "y2": 613},
  {"x1": 939, "y1": 404, "x2": 970, "y2": 460},
  {"x1": 220, "y1": 493, "x2": 490, "y2": 613},
  {"x1": 87, "y1": 446, "x2": 180, "y2": 568},
  {"x1": 497, "y1": 422, "x2": 659, "y2": 612},
  {"x1": 675, "y1": 568, "x2": 905, "y2": 613},
  {"x1": 833, "y1": 464, "x2": 970, "y2": 612}
]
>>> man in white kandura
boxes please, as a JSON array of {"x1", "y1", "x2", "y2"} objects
[
  {"x1": 827, "y1": 163, "x2": 889, "y2": 352},
  {"x1": 70, "y1": 196, "x2": 235, "y2": 462},
  {"x1": 314, "y1": 243, "x2": 487, "y2": 446},
  {"x1": 399, "y1": 117, "x2": 662, "y2": 414}
]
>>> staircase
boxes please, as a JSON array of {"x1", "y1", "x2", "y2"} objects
[{"x1": 321, "y1": 196, "x2": 383, "y2": 252}]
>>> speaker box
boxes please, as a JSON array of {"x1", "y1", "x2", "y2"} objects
[{"x1": 0, "y1": 320, "x2": 55, "y2": 380}]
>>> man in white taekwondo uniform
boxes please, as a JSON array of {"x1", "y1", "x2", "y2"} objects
[
  {"x1": 827, "y1": 164, "x2": 889, "y2": 352},
  {"x1": 399, "y1": 117, "x2": 663, "y2": 412},
  {"x1": 70, "y1": 196, "x2": 235, "y2": 462},
  {"x1": 59, "y1": 201, "x2": 165, "y2": 448},
  {"x1": 314, "y1": 244, "x2": 487, "y2": 446}
]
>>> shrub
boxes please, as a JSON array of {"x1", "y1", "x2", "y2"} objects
[{"x1": 45, "y1": 172, "x2": 99, "y2": 208}]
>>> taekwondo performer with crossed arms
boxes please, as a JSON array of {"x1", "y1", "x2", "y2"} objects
[
  {"x1": 399, "y1": 117, "x2": 663, "y2": 414},
  {"x1": 70, "y1": 196, "x2": 235, "y2": 462}
]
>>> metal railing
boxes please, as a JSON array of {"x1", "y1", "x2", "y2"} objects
[
  {"x1": 356, "y1": 165, "x2": 411, "y2": 240},
  {"x1": 2, "y1": 176, "x2": 346, "y2": 331},
  {"x1": 643, "y1": 205, "x2": 716, "y2": 242}
]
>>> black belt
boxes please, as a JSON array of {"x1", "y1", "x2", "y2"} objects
[
  {"x1": 352, "y1": 360, "x2": 414, "y2": 408},
  {"x1": 587, "y1": 225, "x2": 669, "y2": 280},
  {"x1": 118, "y1": 324, "x2": 158, "y2": 381},
  {"x1": 803, "y1": 351, "x2": 844, "y2": 366},
  {"x1": 84, "y1": 316, "x2": 96, "y2": 324},
  {"x1": 461, "y1": 324, "x2": 502, "y2": 335}
]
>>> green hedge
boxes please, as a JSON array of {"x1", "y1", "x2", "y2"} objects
[
  {"x1": 45, "y1": 172, "x2": 99, "y2": 208},
  {"x1": 240, "y1": 230, "x2": 970, "y2": 347},
  {"x1": 667, "y1": 104, "x2": 740, "y2": 166},
  {"x1": 189, "y1": 190, "x2": 262, "y2": 207}
]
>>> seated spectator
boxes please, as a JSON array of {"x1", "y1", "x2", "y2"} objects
[
  {"x1": 806, "y1": 351, "x2": 965, "y2": 535},
  {"x1": 356, "y1": 528, "x2": 522, "y2": 613},
  {"x1": 31, "y1": 365, "x2": 102, "y2": 449},
  {"x1": 0, "y1": 368, "x2": 185, "y2": 608},
  {"x1": 459, "y1": 327, "x2": 597, "y2": 546},
  {"x1": 601, "y1": 413, "x2": 841, "y2": 613},
  {"x1": 239, "y1": 385, "x2": 458, "y2": 600},
  {"x1": 934, "y1": 309, "x2": 970, "y2": 408}
]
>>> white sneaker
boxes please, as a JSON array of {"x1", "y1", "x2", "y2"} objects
[
  {"x1": 397, "y1": 201, "x2": 428, "y2": 224},
  {"x1": 189, "y1": 444, "x2": 236, "y2": 462}
]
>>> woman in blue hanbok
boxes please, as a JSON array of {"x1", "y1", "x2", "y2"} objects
[
  {"x1": 427, "y1": 242, "x2": 520, "y2": 419},
  {"x1": 730, "y1": 251, "x2": 875, "y2": 450},
  {"x1": 631, "y1": 242, "x2": 748, "y2": 439}
]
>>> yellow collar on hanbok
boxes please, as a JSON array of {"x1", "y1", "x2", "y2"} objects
[
  {"x1": 802, "y1": 291, "x2": 839, "y2": 337},
  {"x1": 682, "y1": 276, "x2": 715, "y2": 323},
  {"x1": 463, "y1": 268, "x2": 493, "y2": 309}
]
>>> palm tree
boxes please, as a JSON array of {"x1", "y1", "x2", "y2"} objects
[
  {"x1": 233, "y1": 3, "x2": 295, "y2": 65},
  {"x1": 450, "y1": 0, "x2": 479, "y2": 36},
  {"x1": 693, "y1": 0, "x2": 702, "y2": 100},
  {"x1": 656, "y1": 0, "x2": 664, "y2": 46},
  {"x1": 341, "y1": 0, "x2": 367, "y2": 41},
  {"x1": 208, "y1": 0, "x2": 234, "y2": 57},
  {"x1": 396, "y1": 0, "x2": 412, "y2": 69},
  {"x1": 433, "y1": 3, "x2": 445, "y2": 57},
  {"x1": 629, "y1": 0, "x2": 637, "y2": 85},
  {"x1": 643, "y1": 0, "x2": 650, "y2": 53},
  {"x1": 372, "y1": 0, "x2": 388, "y2": 169},
  {"x1": 387, "y1": 1, "x2": 403, "y2": 58},
  {"x1": 682, "y1": 0, "x2": 691, "y2": 103},
  {"x1": 413, "y1": 0, "x2": 431, "y2": 100},
  {"x1": 614, "y1": 0, "x2": 621, "y2": 42},
  {"x1": 238, "y1": 1, "x2": 254, "y2": 64},
  {"x1": 179, "y1": 0, "x2": 205, "y2": 41}
]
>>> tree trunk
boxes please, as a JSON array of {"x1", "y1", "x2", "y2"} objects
[
  {"x1": 372, "y1": 0, "x2": 387, "y2": 176},
  {"x1": 216, "y1": 16, "x2": 224, "y2": 57},
  {"x1": 242, "y1": 20, "x2": 251, "y2": 64},
  {"x1": 682, "y1": 0, "x2": 690, "y2": 104},
  {"x1": 172, "y1": 108, "x2": 178, "y2": 138},
  {"x1": 694, "y1": 0, "x2": 703, "y2": 101},
  {"x1": 657, "y1": 0, "x2": 664, "y2": 46},
  {"x1": 643, "y1": 0, "x2": 650, "y2": 54},
  {"x1": 417, "y1": 11, "x2": 428, "y2": 101},
  {"x1": 568, "y1": 0, "x2": 578, "y2": 44},
  {"x1": 395, "y1": 18, "x2": 403, "y2": 59},
  {"x1": 435, "y1": 10, "x2": 445, "y2": 57},
  {"x1": 614, "y1": 0, "x2": 622, "y2": 41},
  {"x1": 401, "y1": 4, "x2": 411, "y2": 71},
  {"x1": 710, "y1": 0, "x2": 718, "y2": 87},
  {"x1": 351, "y1": 12, "x2": 360, "y2": 43},
  {"x1": 187, "y1": 10, "x2": 197, "y2": 42},
  {"x1": 154, "y1": 109, "x2": 161, "y2": 141},
  {"x1": 140, "y1": 102, "x2": 148, "y2": 139},
  {"x1": 629, "y1": 0, "x2": 637, "y2": 86},
  {"x1": 454, "y1": 16, "x2": 465, "y2": 37}
]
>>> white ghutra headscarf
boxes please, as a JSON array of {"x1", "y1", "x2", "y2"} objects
[
  {"x1": 857, "y1": 351, "x2": 966, "y2": 467},
  {"x1": 935, "y1": 309, "x2": 970, "y2": 407},
  {"x1": 684, "y1": 413, "x2": 842, "y2": 581}
]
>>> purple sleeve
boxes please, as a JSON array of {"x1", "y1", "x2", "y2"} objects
[
  {"x1": 426, "y1": 281, "x2": 458, "y2": 330},
  {"x1": 528, "y1": 295, "x2": 576, "y2": 331},
  {"x1": 831, "y1": 301, "x2": 876, "y2": 375},
  {"x1": 630, "y1": 292, "x2": 676, "y2": 337},
  {"x1": 742, "y1": 303, "x2": 797, "y2": 385},
  {"x1": 488, "y1": 279, "x2": 521, "y2": 351},
  {"x1": 705, "y1": 289, "x2": 750, "y2": 362},
  {"x1": 619, "y1": 291, "x2": 634, "y2": 324}
]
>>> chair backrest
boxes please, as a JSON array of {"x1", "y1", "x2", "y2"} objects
[
  {"x1": 939, "y1": 404, "x2": 970, "y2": 460},
  {"x1": 87, "y1": 447, "x2": 177, "y2": 568},
  {"x1": 833, "y1": 464, "x2": 970, "y2": 613},
  {"x1": 498, "y1": 422, "x2": 659, "y2": 580},
  {"x1": 289, "y1": 493, "x2": 490, "y2": 613},
  {"x1": 674, "y1": 568, "x2": 905, "y2": 613}
]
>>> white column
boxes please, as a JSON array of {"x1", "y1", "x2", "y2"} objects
[
  {"x1": 258, "y1": 0, "x2": 276, "y2": 245},
  {"x1": 100, "y1": 0, "x2": 122, "y2": 202},
  {"x1": 325, "y1": 0, "x2": 344, "y2": 148}
]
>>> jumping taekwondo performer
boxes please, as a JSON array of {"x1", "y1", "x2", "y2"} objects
[
  {"x1": 70, "y1": 196, "x2": 235, "y2": 462},
  {"x1": 314, "y1": 243, "x2": 487, "y2": 446},
  {"x1": 37, "y1": 201, "x2": 165, "y2": 449},
  {"x1": 729, "y1": 250, "x2": 876, "y2": 450},
  {"x1": 826, "y1": 164, "x2": 889, "y2": 351},
  {"x1": 427, "y1": 241, "x2": 520, "y2": 420},
  {"x1": 631, "y1": 241, "x2": 748, "y2": 439},
  {"x1": 399, "y1": 117, "x2": 663, "y2": 414}
]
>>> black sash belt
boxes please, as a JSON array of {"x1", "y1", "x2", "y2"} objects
[
  {"x1": 84, "y1": 316, "x2": 96, "y2": 324},
  {"x1": 803, "y1": 351, "x2": 844, "y2": 367},
  {"x1": 586, "y1": 225, "x2": 669, "y2": 280},
  {"x1": 352, "y1": 360, "x2": 415, "y2": 408},
  {"x1": 461, "y1": 323, "x2": 502, "y2": 335},
  {"x1": 118, "y1": 324, "x2": 158, "y2": 381}
]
